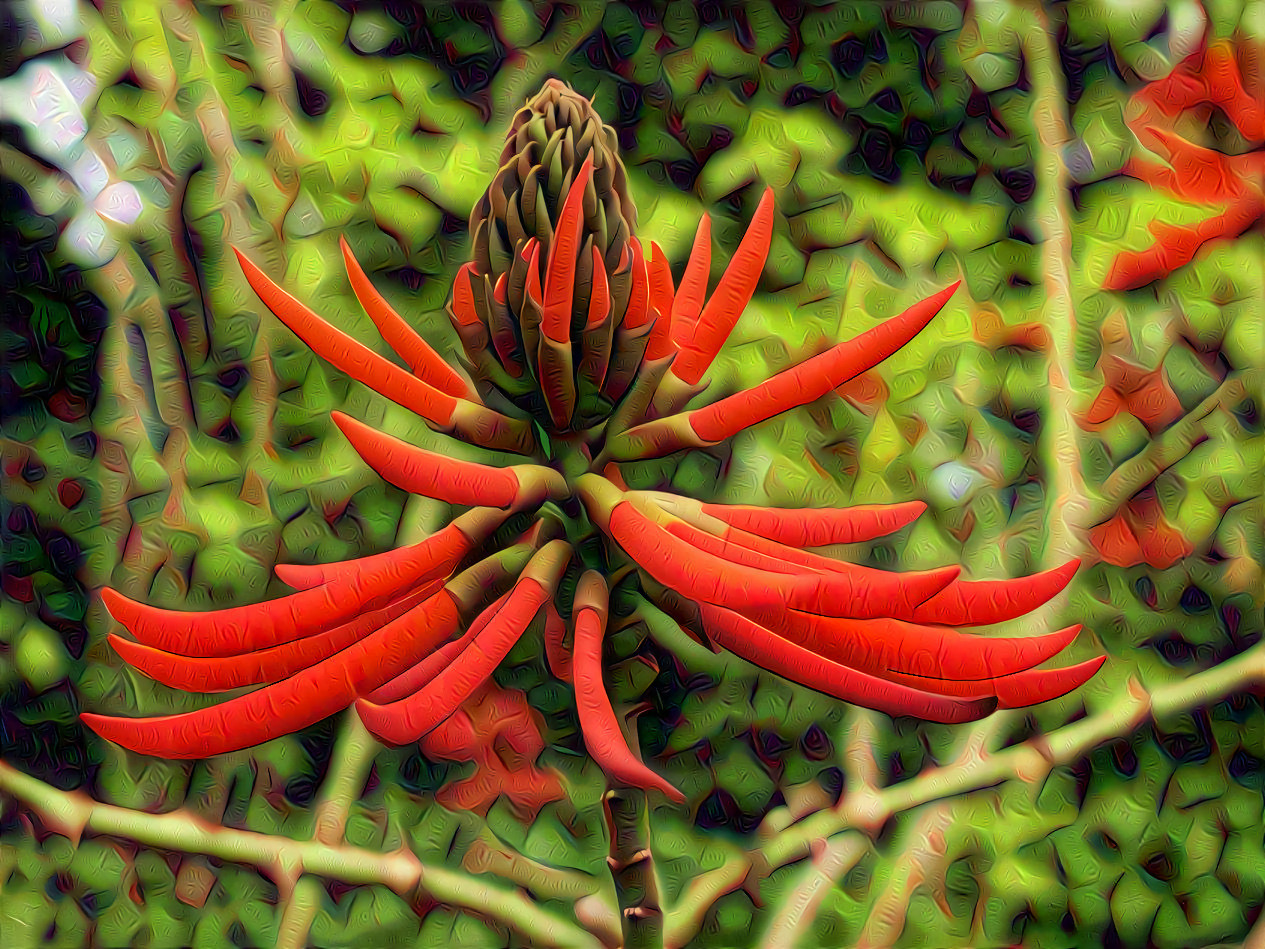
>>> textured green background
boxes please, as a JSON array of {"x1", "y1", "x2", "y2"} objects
[{"x1": 1, "y1": 1, "x2": 1262, "y2": 947}]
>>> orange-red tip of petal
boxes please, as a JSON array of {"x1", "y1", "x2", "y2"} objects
[
  {"x1": 79, "y1": 712, "x2": 142, "y2": 751},
  {"x1": 353, "y1": 697, "x2": 405, "y2": 744},
  {"x1": 657, "y1": 780, "x2": 687, "y2": 804},
  {"x1": 995, "y1": 654, "x2": 1107, "y2": 710},
  {"x1": 100, "y1": 587, "x2": 131, "y2": 623}
]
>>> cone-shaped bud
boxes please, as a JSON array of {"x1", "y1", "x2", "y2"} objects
[{"x1": 462, "y1": 80, "x2": 644, "y2": 431}]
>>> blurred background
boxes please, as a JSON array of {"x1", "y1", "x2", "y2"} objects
[{"x1": 1, "y1": 1, "x2": 1262, "y2": 946}]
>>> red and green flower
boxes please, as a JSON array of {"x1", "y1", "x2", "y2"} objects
[{"x1": 83, "y1": 81, "x2": 1103, "y2": 802}]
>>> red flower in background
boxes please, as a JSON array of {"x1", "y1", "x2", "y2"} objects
[
  {"x1": 1089, "y1": 491, "x2": 1194, "y2": 570},
  {"x1": 83, "y1": 82, "x2": 1102, "y2": 805},
  {"x1": 1079, "y1": 313, "x2": 1184, "y2": 436},
  {"x1": 1105, "y1": 39, "x2": 1264, "y2": 291}
]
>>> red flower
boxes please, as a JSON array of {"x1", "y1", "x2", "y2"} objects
[{"x1": 83, "y1": 83, "x2": 1102, "y2": 802}]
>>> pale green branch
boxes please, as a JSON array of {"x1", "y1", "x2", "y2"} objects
[
  {"x1": 758, "y1": 832, "x2": 868, "y2": 949},
  {"x1": 1093, "y1": 372, "x2": 1253, "y2": 520},
  {"x1": 0, "y1": 758, "x2": 602, "y2": 949},
  {"x1": 665, "y1": 643, "x2": 1265, "y2": 947},
  {"x1": 1019, "y1": 0, "x2": 1090, "y2": 568}
]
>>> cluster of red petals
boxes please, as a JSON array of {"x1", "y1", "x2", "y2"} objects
[
  {"x1": 84, "y1": 166, "x2": 1103, "y2": 804},
  {"x1": 1105, "y1": 39, "x2": 1264, "y2": 291},
  {"x1": 419, "y1": 680, "x2": 565, "y2": 816},
  {"x1": 1089, "y1": 491, "x2": 1194, "y2": 570}
]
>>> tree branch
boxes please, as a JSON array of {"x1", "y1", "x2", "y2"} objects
[
  {"x1": 1092, "y1": 372, "x2": 1253, "y2": 520},
  {"x1": 855, "y1": 804, "x2": 954, "y2": 949},
  {"x1": 758, "y1": 832, "x2": 868, "y2": 949},
  {"x1": 663, "y1": 862, "x2": 749, "y2": 949},
  {"x1": 606, "y1": 788, "x2": 666, "y2": 949},
  {"x1": 275, "y1": 715, "x2": 382, "y2": 949},
  {"x1": 0, "y1": 759, "x2": 603, "y2": 949},
  {"x1": 664, "y1": 643, "x2": 1265, "y2": 947},
  {"x1": 1020, "y1": 0, "x2": 1091, "y2": 568}
]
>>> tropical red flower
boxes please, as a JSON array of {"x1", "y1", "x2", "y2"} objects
[
  {"x1": 1105, "y1": 39, "x2": 1264, "y2": 291},
  {"x1": 83, "y1": 81, "x2": 1102, "y2": 801}
]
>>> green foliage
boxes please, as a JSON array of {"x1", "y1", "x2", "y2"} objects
[{"x1": 2, "y1": 1, "x2": 1263, "y2": 947}]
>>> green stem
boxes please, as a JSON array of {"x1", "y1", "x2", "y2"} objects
[
  {"x1": 605, "y1": 788, "x2": 665, "y2": 949},
  {"x1": 1019, "y1": 0, "x2": 1090, "y2": 569},
  {"x1": 275, "y1": 715, "x2": 381, "y2": 949}
]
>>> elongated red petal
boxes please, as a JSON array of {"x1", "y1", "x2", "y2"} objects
[
  {"x1": 82, "y1": 589, "x2": 465, "y2": 758},
  {"x1": 237, "y1": 248, "x2": 453, "y2": 426},
  {"x1": 579, "y1": 244, "x2": 615, "y2": 391},
  {"x1": 332, "y1": 411, "x2": 520, "y2": 508},
  {"x1": 357, "y1": 542, "x2": 571, "y2": 744},
  {"x1": 542, "y1": 154, "x2": 595, "y2": 343},
  {"x1": 573, "y1": 575, "x2": 684, "y2": 800},
  {"x1": 908, "y1": 560, "x2": 1080, "y2": 626},
  {"x1": 366, "y1": 590, "x2": 512, "y2": 704},
  {"x1": 663, "y1": 519, "x2": 821, "y2": 576},
  {"x1": 274, "y1": 536, "x2": 454, "y2": 591},
  {"x1": 543, "y1": 601, "x2": 571, "y2": 683},
  {"x1": 737, "y1": 601, "x2": 1084, "y2": 681},
  {"x1": 451, "y1": 263, "x2": 481, "y2": 327},
  {"x1": 107, "y1": 583, "x2": 440, "y2": 692},
  {"x1": 586, "y1": 243, "x2": 611, "y2": 330},
  {"x1": 699, "y1": 604, "x2": 997, "y2": 724},
  {"x1": 607, "y1": 284, "x2": 959, "y2": 462},
  {"x1": 883, "y1": 656, "x2": 1107, "y2": 708},
  {"x1": 671, "y1": 213, "x2": 711, "y2": 348},
  {"x1": 644, "y1": 493, "x2": 908, "y2": 581},
  {"x1": 656, "y1": 513, "x2": 958, "y2": 616},
  {"x1": 237, "y1": 249, "x2": 532, "y2": 454},
  {"x1": 643, "y1": 243, "x2": 676, "y2": 360},
  {"x1": 670, "y1": 188, "x2": 775, "y2": 384},
  {"x1": 622, "y1": 238, "x2": 651, "y2": 330},
  {"x1": 700, "y1": 500, "x2": 927, "y2": 547},
  {"x1": 339, "y1": 236, "x2": 471, "y2": 398},
  {"x1": 101, "y1": 509, "x2": 504, "y2": 657},
  {"x1": 356, "y1": 584, "x2": 542, "y2": 745},
  {"x1": 689, "y1": 282, "x2": 958, "y2": 443},
  {"x1": 600, "y1": 497, "x2": 958, "y2": 620}
]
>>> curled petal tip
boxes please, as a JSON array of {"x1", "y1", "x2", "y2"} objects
[
  {"x1": 353, "y1": 697, "x2": 402, "y2": 744},
  {"x1": 995, "y1": 655, "x2": 1108, "y2": 709},
  {"x1": 79, "y1": 712, "x2": 110, "y2": 735}
]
